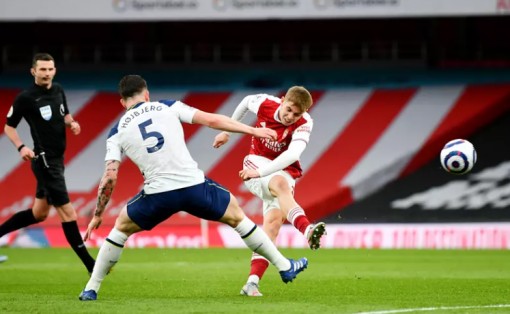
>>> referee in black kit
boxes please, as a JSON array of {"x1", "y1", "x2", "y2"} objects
[{"x1": 1, "y1": 53, "x2": 95, "y2": 274}]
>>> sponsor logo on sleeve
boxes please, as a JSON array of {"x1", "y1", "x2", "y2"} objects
[
  {"x1": 6, "y1": 106, "x2": 13, "y2": 118},
  {"x1": 296, "y1": 125, "x2": 311, "y2": 133}
]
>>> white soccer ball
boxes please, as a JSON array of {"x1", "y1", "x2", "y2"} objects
[{"x1": 440, "y1": 139, "x2": 477, "y2": 175}]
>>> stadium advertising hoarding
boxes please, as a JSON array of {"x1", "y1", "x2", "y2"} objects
[
  {"x1": 0, "y1": 0, "x2": 509, "y2": 21},
  {"x1": 3, "y1": 223, "x2": 510, "y2": 249}
]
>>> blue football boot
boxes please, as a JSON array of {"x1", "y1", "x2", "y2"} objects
[
  {"x1": 279, "y1": 257, "x2": 308, "y2": 283},
  {"x1": 78, "y1": 289, "x2": 97, "y2": 301}
]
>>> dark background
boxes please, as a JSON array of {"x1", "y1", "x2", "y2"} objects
[
  {"x1": 327, "y1": 109, "x2": 510, "y2": 223},
  {"x1": 1, "y1": 17, "x2": 509, "y2": 89}
]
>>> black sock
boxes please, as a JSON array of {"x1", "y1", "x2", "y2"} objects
[
  {"x1": 62, "y1": 221, "x2": 96, "y2": 273},
  {"x1": 0, "y1": 209, "x2": 38, "y2": 238}
]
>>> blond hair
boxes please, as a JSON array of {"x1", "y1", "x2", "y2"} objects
[{"x1": 284, "y1": 86, "x2": 313, "y2": 112}]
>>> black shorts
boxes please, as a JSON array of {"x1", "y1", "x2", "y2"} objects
[{"x1": 31, "y1": 156, "x2": 70, "y2": 206}]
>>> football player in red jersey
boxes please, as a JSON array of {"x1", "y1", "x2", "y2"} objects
[{"x1": 213, "y1": 86, "x2": 326, "y2": 297}]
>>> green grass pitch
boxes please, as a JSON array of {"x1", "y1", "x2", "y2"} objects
[{"x1": 0, "y1": 248, "x2": 509, "y2": 313}]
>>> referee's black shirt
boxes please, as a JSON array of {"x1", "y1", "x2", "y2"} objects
[{"x1": 6, "y1": 83, "x2": 70, "y2": 158}]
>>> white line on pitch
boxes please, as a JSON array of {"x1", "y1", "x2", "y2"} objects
[{"x1": 357, "y1": 304, "x2": 510, "y2": 314}]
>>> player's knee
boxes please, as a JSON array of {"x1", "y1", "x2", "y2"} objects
[
  {"x1": 114, "y1": 211, "x2": 140, "y2": 236},
  {"x1": 32, "y1": 205, "x2": 51, "y2": 222},
  {"x1": 219, "y1": 204, "x2": 245, "y2": 227},
  {"x1": 269, "y1": 176, "x2": 292, "y2": 195},
  {"x1": 33, "y1": 211, "x2": 48, "y2": 222},
  {"x1": 55, "y1": 203, "x2": 78, "y2": 221},
  {"x1": 233, "y1": 209, "x2": 245, "y2": 223}
]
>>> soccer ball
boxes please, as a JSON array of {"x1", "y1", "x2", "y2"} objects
[{"x1": 440, "y1": 139, "x2": 477, "y2": 175}]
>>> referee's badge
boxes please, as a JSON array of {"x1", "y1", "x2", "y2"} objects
[{"x1": 40, "y1": 105, "x2": 52, "y2": 121}]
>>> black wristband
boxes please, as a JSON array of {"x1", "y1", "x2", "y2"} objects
[{"x1": 17, "y1": 144, "x2": 25, "y2": 152}]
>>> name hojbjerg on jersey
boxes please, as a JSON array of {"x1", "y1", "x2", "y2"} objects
[{"x1": 121, "y1": 105, "x2": 163, "y2": 128}]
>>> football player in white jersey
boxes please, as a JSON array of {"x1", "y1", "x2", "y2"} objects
[
  {"x1": 78, "y1": 75, "x2": 308, "y2": 301},
  {"x1": 213, "y1": 86, "x2": 326, "y2": 297}
]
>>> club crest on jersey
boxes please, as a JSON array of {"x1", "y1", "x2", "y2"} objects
[
  {"x1": 39, "y1": 105, "x2": 52, "y2": 121},
  {"x1": 60, "y1": 104, "x2": 65, "y2": 116},
  {"x1": 282, "y1": 128, "x2": 290, "y2": 140}
]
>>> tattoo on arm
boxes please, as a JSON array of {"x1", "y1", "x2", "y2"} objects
[{"x1": 94, "y1": 160, "x2": 119, "y2": 217}]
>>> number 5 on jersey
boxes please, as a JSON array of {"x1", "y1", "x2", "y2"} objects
[{"x1": 138, "y1": 119, "x2": 164, "y2": 153}]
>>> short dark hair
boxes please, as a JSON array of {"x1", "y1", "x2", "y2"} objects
[
  {"x1": 32, "y1": 53, "x2": 54, "y2": 67},
  {"x1": 118, "y1": 75, "x2": 148, "y2": 100}
]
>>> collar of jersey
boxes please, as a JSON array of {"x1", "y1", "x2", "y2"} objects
[
  {"x1": 34, "y1": 83, "x2": 52, "y2": 91},
  {"x1": 274, "y1": 105, "x2": 283, "y2": 123},
  {"x1": 127, "y1": 101, "x2": 145, "y2": 111}
]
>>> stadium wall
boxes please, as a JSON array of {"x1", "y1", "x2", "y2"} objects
[
  {"x1": 327, "y1": 101, "x2": 510, "y2": 223},
  {"x1": 1, "y1": 82, "x2": 510, "y2": 248}
]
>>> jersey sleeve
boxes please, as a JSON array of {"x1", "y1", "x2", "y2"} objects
[
  {"x1": 5, "y1": 93, "x2": 27, "y2": 128},
  {"x1": 60, "y1": 86, "x2": 70, "y2": 115},
  {"x1": 171, "y1": 101, "x2": 198, "y2": 124},
  {"x1": 291, "y1": 117, "x2": 313, "y2": 144},
  {"x1": 105, "y1": 126, "x2": 122, "y2": 162},
  {"x1": 257, "y1": 140, "x2": 307, "y2": 177},
  {"x1": 231, "y1": 94, "x2": 267, "y2": 121}
]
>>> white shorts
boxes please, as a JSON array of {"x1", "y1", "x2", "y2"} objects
[{"x1": 243, "y1": 154, "x2": 296, "y2": 215}]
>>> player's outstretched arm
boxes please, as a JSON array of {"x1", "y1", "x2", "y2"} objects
[
  {"x1": 212, "y1": 95, "x2": 255, "y2": 148},
  {"x1": 84, "y1": 160, "x2": 121, "y2": 241},
  {"x1": 193, "y1": 110, "x2": 276, "y2": 140}
]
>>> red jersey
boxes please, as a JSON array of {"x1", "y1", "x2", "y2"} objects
[{"x1": 249, "y1": 97, "x2": 313, "y2": 178}]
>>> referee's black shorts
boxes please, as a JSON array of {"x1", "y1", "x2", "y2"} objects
[{"x1": 31, "y1": 156, "x2": 70, "y2": 206}]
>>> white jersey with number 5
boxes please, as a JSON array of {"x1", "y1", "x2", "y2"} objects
[{"x1": 105, "y1": 100, "x2": 205, "y2": 194}]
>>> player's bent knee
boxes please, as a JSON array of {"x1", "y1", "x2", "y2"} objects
[
  {"x1": 33, "y1": 214, "x2": 48, "y2": 222},
  {"x1": 114, "y1": 208, "x2": 142, "y2": 236},
  {"x1": 218, "y1": 204, "x2": 245, "y2": 227},
  {"x1": 269, "y1": 176, "x2": 292, "y2": 195},
  {"x1": 32, "y1": 208, "x2": 51, "y2": 222}
]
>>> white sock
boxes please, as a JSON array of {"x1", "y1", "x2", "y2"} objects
[
  {"x1": 85, "y1": 228, "x2": 128, "y2": 292},
  {"x1": 234, "y1": 217, "x2": 291, "y2": 271},
  {"x1": 248, "y1": 275, "x2": 260, "y2": 285}
]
